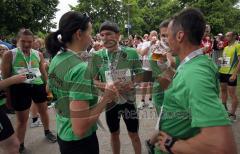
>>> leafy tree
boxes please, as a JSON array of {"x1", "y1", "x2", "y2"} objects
[
  {"x1": 0, "y1": 0, "x2": 59, "y2": 36},
  {"x1": 72, "y1": 0, "x2": 240, "y2": 36},
  {"x1": 72, "y1": 0, "x2": 125, "y2": 35}
]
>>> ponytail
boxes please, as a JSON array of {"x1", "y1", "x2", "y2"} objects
[
  {"x1": 45, "y1": 11, "x2": 91, "y2": 58},
  {"x1": 45, "y1": 30, "x2": 65, "y2": 58}
]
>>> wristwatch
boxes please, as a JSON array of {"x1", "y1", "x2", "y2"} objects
[{"x1": 164, "y1": 137, "x2": 178, "y2": 154}]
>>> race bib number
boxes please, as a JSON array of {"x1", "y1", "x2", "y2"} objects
[
  {"x1": 105, "y1": 69, "x2": 131, "y2": 83},
  {"x1": 105, "y1": 69, "x2": 131, "y2": 104},
  {"x1": 16, "y1": 67, "x2": 41, "y2": 83},
  {"x1": 29, "y1": 68, "x2": 41, "y2": 77},
  {"x1": 221, "y1": 57, "x2": 231, "y2": 67}
]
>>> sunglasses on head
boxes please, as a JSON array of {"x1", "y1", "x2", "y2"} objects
[{"x1": 79, "y1": 12, "x2": 90, "y2": 31}]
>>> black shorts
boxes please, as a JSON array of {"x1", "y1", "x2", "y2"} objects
[
  {"x1": 143, "y1": 70, "x2": 153, "y2": 82},
  {"x1": 0, "y1": 105, "x2": 14, "y2": 141},
  {"x1": 10, "y1": 83, "x2": 47, "y2": 111},
  {"x1": 57, "y1": 132, "x2": 99, "y2": 154},
  {"x1": 106, "y1": 101, "x2": 139, "y2": 133},
  {"x1": 219, "y1": 73, "x2": 237, "y2": 86}
]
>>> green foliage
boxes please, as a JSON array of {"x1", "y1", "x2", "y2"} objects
[
  {"x1": 0, "y1": 0, "x2": 59, "y2": 36},
  {"x1": 72, "y1": 0, "x2": 240, "y2": 36},
  {"x1": 189, "y1": 0, "x2": 240, "y2": 34}
]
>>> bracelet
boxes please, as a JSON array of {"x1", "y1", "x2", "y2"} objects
[{"x1": 164, "y1": 137, "x2": 178, "y2": 154}]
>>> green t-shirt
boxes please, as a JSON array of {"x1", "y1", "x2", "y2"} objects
[
  {"x1": 90, "y1": 46, "x2": 143, "y2": 102},
  {"x1": 12, "y1": 48, "x2": 44, "y2": 85},
  {"x1": 155, "y1": 55, "x2": 230, "y2": 154},
  {"x1": 149, "y1": 54, "x2": 180, "y2": 114},
  {"x1": 0, "y1": 99, "x2": 5, "y2": 106},
  {"x1": 48, "y1": 51, "x2": 98, "y2": 141},
  {"x1": 0, "y1": 75, "x2": 6, "y2": 106},
  {"x1": 219, "y1": 42, "x2": 240, "y2": 74}
]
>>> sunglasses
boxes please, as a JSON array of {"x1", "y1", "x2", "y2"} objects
[{"x1": 79, "y1": 12, "x2": 90, "y2": 31}]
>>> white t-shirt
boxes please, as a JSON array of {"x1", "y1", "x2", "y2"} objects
[
  {"x1": 141, "y1": 41, "x2": 152, "y2": 71},
  {"x1": 137, "y1": 43, "x2": 143, "y2": 60}
]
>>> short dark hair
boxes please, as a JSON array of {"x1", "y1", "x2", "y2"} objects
[
  {"x1": 135, "y1": 35, "x2": 143, "y2": 42},
  {"x1": 171, "y1": 8, "x2": 206, "y2": 45},
  {"x1": 45, "y1": 11, "x2": 90, "y2": 57},
  {"x1": 99, "y1": 21, "x2": 120, "y2": 33},
  {"x1": 159, "y1": 19, "x2": 170, "y2": 29},
  {"x1": 16, "y1": 29, "x2": 34, "y2": 40}
]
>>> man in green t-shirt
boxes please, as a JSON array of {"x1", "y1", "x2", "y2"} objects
[
  {"x1": 146, "y1": 19, "x2": 180, "y2": 154},
  {"x1": 154, "y1": 8, "x2": 237, "y2": 154},
  {"x1": 219, "y1": 31, "x2": 240, "y2": 121},
  {"x1": 91, "y1": 21, "x2": 143, "y2": 154}
]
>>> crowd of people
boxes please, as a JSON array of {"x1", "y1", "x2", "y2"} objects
[{"x1": 0, "y1": 7, "x2": 239, "y2": 154}]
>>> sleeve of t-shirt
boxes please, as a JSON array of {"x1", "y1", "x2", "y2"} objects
[
  {"x1": 85, "y1": 52, "x2": 103, "y2": 79},
  {"x1": 137, "y1": 43, "x2": 142, "y2": 50},
  {"x1": 130, "y1": 49, "x2": 143, "y2": 75},
  {"x1": 68, "y1": 65, "x2": 96, "y2": 101},
  {"x1": 141, "y1": 41, "x2": 151, "y2": 50},
  {"x1": 187, "y1": 66, "x2": 231, "y2": 128},
  {"x1": 236, "y1": 43, "x2": 240, "y2": 56}
]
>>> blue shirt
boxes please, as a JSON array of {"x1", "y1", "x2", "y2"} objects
[{"x1": 0, "y1": 40, "x2": 14, "y2": 49}]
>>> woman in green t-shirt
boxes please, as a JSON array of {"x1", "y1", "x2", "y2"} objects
[{"x1": 45, "y1": 11, "x2": 117, "y2": 154}]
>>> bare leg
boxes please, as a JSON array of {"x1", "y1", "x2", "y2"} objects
[
  {"x1": 35, "y1": 102, "x2": 49, "y2": 130},
  {"x1": 128, "y1": 132, "x2": 141, "y2": 154},
  {"x1": 110, "y1": 131, "x2": 120, "y2": 154},
  {"x1": 15, "y1": 109, "x2": 30, "y2": 144}
]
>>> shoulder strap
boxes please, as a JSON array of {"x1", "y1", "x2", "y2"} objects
[{"x1": 31, "y1": 49, "x2": 41, "y2": 62}]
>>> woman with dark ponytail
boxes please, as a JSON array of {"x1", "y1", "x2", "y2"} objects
[{"x1": 46, "y1": 11, "x2": 117, "y2": 154}]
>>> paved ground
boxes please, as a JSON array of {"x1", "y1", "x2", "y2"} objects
[{"x1": 1, "y1": 98, "x2": 240, "y2": 154}]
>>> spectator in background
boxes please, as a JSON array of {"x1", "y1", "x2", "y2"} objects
[
  {"x1": 212, "y1": 33, "x2": 228, "y2": 65},
  {"x1": 0, "y1": 45, "x2": 9, "y2": 64},
  {"x1": 137, "y1": 31, "x2": 158, "y2": 109},
  {"x1": 219, "y1": 31, "x2": 240, "y2": 121},
  {"x1": 133, "y1": 35, "x2": 143, "y2": 48},
  {"x1": 29, "y1": 36, "x2": 48, "y2": 128},
  {"x1": 126, "y1": 35, "x2": 134, "y2": 47},
  {"x1": 201, "y1": 24, "x2": 213, "y2": 56},
  {"x1": 11, "y1": 38, "x2": 17, "y2": 49},
  {"x1": 96, "y1": 33, "x2": 101, "y2": 42},
  {"x1": 0, "y1": 35, "x2": 14, "y2": 50},
  {"x1": 33, "y1": 37, "x2": 45, "y2": 52},
  {"x1": 143, "y1": 34, "x2": 149, "y2": 42},
  {"x1": 135, "y1": 35, "x2": 144, "y2": 62}
]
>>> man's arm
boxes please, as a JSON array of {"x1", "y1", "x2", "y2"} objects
[
  {"x1": 1, "y1": 51, "x2": 14, "y2": 106},
  {"x1": 0, "y1": 74, "x2": 26, "y2": 90},
  {"x1": 229, "y1": 56, "x2": 240, "y2": 81},
  {"x1": 1, "y1": 51, "x2": 12, "y2": 79},
  {"x1": 39, "y1": 52, "x2": 48, "y2": 84},
  {"x1": 233, "y1": 56, "x2": 240, "y2": 74},
  {"x1": 157, "y1": 126, "x2": 237, "y2": 154}
]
